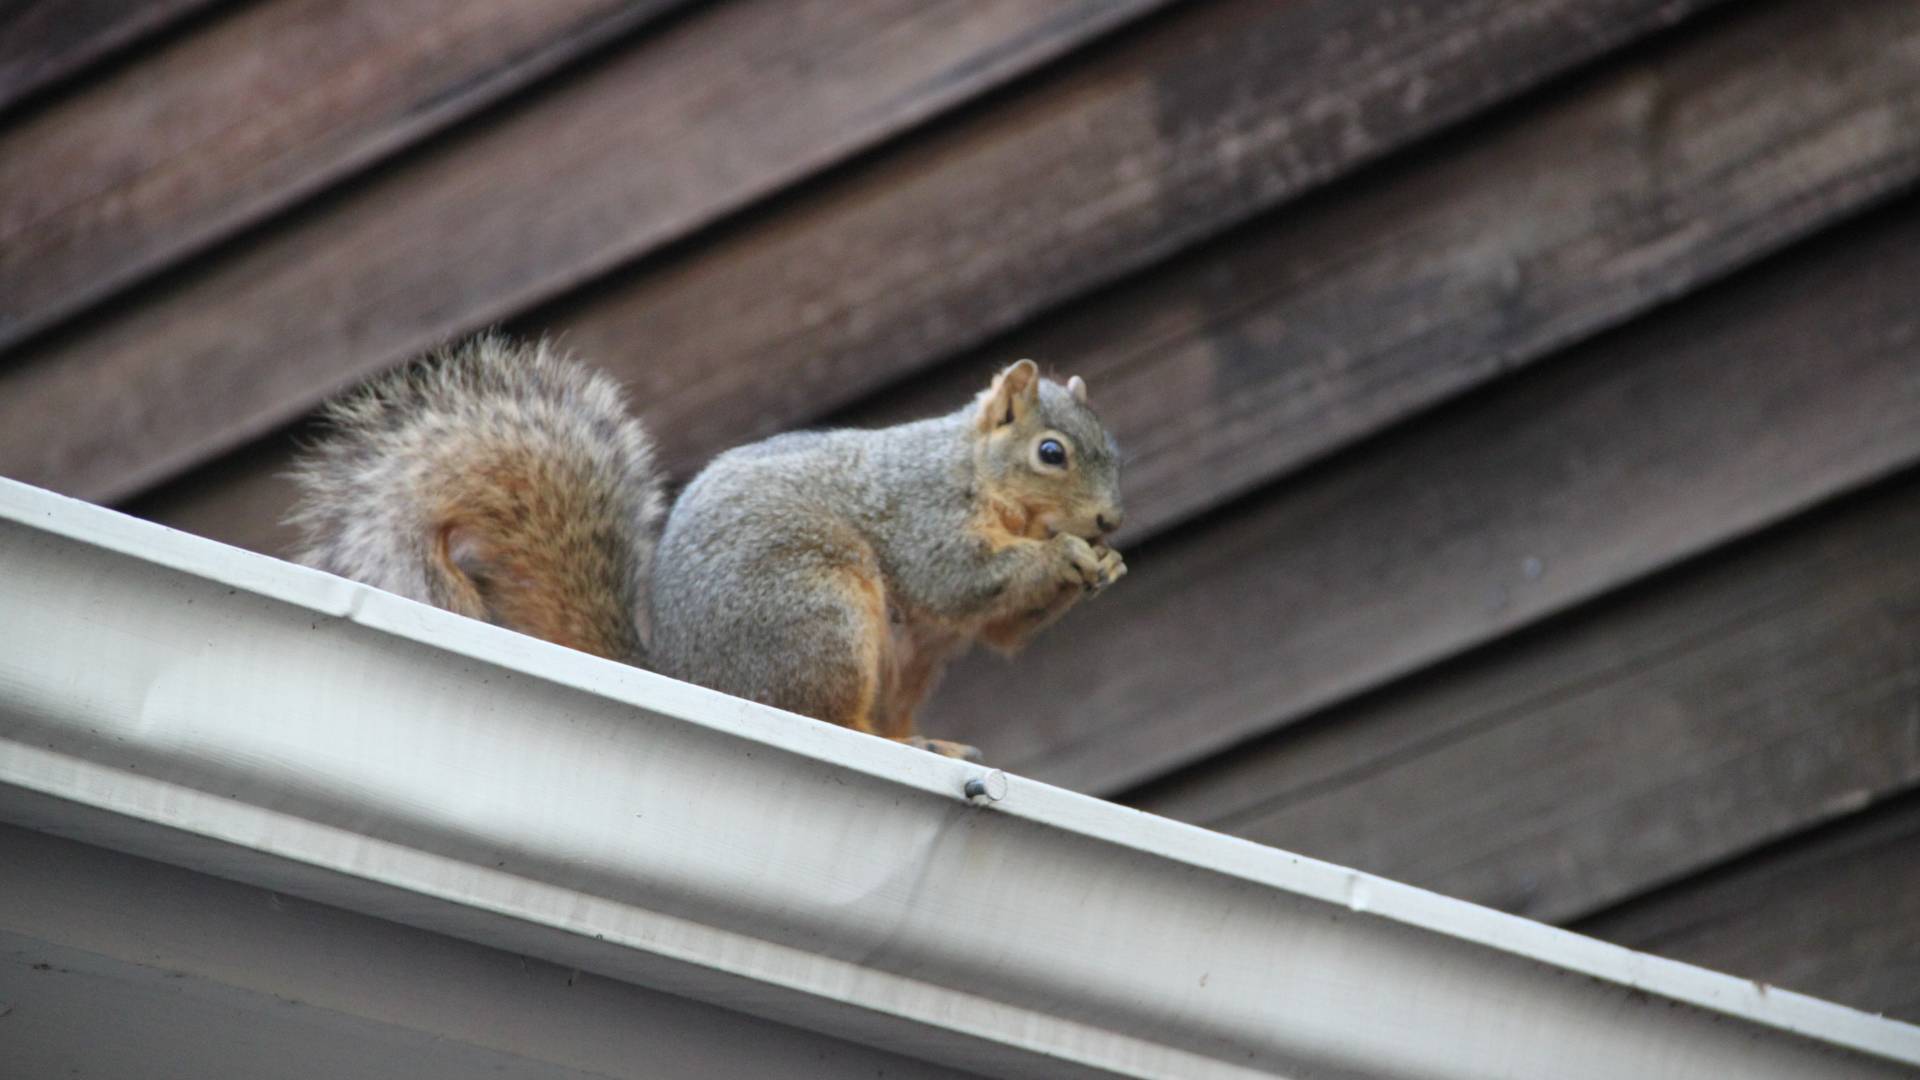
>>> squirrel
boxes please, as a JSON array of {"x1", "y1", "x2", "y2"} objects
[{"x1": 288, "y1": 334, "x2": 1127, "y2": 761}]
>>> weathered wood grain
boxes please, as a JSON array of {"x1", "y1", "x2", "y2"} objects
[
  {"x1": 127, "y1": 0, "x2": 1774, "y2": 553},
  {"x1": 0, "y1": 0, "x2": 690, "y2": 351},
  {"x1": 1132, "y1": 471, "x2": 1920, "y2": 925},
  {"x1": 849, "y1": 0, "x2": 1920, "y2": 549},
  {"x1": 0, "y1": 0, "x2": 1715, "y2": 505},
  {"x1": 0, "y1": 0, "x2": 221, "y2": 114},
  {"x1": 544, "y1": 0, "x2": 1721, "y2": 482},
  {"x1": 127, "y1": 433, "x2": 310, "y2": 558},
  {"x1": 920, "y1": 196, "x2": 1920, "y2": 795},
  {"x1": 0, "y1": 0, "x2": 1172, "y2": 502},
  {"x1": 129, "y1": 0, "x2": 1920, "y2": 573},
  {"x1": 1578, "y1": 793, "x2": 1920, "y2": 1024}
]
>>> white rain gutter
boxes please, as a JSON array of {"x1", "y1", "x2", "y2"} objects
[{"x1": 0, "y1": 474, "x2": 1916, "y2": 1080}]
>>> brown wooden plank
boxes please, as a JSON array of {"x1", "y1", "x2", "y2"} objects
[
  {"x1": 1130, "y1": 469, "x2": 1920, "y2": 925},
  {"x1": 3, "y1": 0, "x2": 1728, "y2": 503},
  {"x1": 131, "y1": 0, "x2": 1920, "y2": 569},
  {"x1": 847, "y1": 0, "x2": 1920, "y2": 550},
  {"x1": 543, "y1": 0, "x2": 1725, "y2": 483},
  {"x1": 918, "y1": 193, "x2": 1920, "y2": 795},
  {"x1": 0, "y1": 0, "x2": 690, "y2": 351},
  {"x1": 1577, "y1": 792, "x2": 1920, "y2": 1024},
  {"x1": 128, "y1": 432, "x2": 310, "y2": 558},
  {"x1": 0, "y1": 0, "x2": 1173, "y2": 503},
  {"x1": 0, "y1": 0, "x2": 222, "y2": 114}
]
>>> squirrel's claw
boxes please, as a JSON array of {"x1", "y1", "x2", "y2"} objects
[
  {"x1": 1087, "y1": 544, "x2": 1126, "y2": 594},
  {"x1": 937, "y1": 740, "x2": 986, "y2": 763},
  {"x1": 1054, "y1": 534, "x2": 1126, "y2": 594},
  {"x1": 899, "y1": 735, "x2": 985, "y2": 762}
]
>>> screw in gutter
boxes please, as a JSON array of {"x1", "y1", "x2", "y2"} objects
[{"x1": 964, "y1": 769, "x2": 1008, "y2": 802}]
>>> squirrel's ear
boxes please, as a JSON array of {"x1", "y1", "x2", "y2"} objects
[
  {"x1": 975, "y1": 359, "x2": 1041, "y2": 432},
  {"x1": 1067, "y1": 374, "x2": 1088, "y2": 404}
]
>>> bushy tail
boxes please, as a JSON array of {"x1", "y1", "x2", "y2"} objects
[{"x1": 286, "y1": 334, "x2": 664, "y2": 663}]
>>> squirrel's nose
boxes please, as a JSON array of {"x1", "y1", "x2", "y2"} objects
[{"x1": 1097, "y1": 510, "x2": 1123, "y2": 534}]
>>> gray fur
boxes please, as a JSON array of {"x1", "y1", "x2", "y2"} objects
[
  {"x1": 289, "y1": 338, "x2": 1124, "y2": 745},
  {"x1": 650, "y1": 374, "x2": 1124, "y2": 723}
]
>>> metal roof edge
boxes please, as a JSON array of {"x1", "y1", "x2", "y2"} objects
[{"x1": 3, "y1": 475, "x2": 1916, "y2": 1079}]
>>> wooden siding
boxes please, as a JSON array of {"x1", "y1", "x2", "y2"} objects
[
  {"x1": 2, "y1": 0, "x2": 1915, "y2": 1030},
  {"x1": 1577, "y1": 790, "x2": 1920, "y2": 1025},
  {"x1": 0, "y1": 0, "x2": 222, "y2": 115}
]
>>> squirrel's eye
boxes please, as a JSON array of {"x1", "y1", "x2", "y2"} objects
[{"x1": 1037, "y1": 438, "x2": 1068, "y2": 468}]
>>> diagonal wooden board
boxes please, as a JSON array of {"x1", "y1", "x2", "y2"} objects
[
  {"x1": 0, "y1": 0, "x2": 691, "y2": 351},
  {"x1": 0, "y1": 0, "x2": 221, "y2": 115},
  {"x1": 1576, "y1": 793, "x2": 1920, "y2": 1025},
  {"x1": 0, "y1": 0, "x2": 1178, "y2": 501},
  {"x1": 923, "y1": 194, "x2": 1920, "y2": 796},
  {"x1": 136, "y1": 0, "x2": 1847, "y2": 561},
  {"x1": 0, "y1": 0, "x2": 1718, "y2": 505},
  {"x1": 852, "y1": 0, "x2": 1920, "y2": 550},
  {"x1": 1132, "y1": 469, "x2": 1920, "y2": 929},
  {"x1": 537, "y1": 0, "x2": 1730, "y2": 482}
]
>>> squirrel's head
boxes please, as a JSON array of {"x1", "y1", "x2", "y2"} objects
[{"x1": 971, "y1": 359, "x2": 1124, "y2": 542}]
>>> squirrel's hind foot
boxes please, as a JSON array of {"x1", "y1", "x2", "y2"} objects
[{"x1": 896, "y1": 735, "x2": 984, "y2": 762}]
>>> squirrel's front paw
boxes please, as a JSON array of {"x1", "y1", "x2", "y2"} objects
[
  {"x1": 1055, "y1": 534, "x2": 1101, "y2": 589},
  {"x1": 1088, "y1": 543, "x2": 1126, "y2": 594},
  {"x1": 1057, "y1": 534, "x2": 1126, "y2": 593}
]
